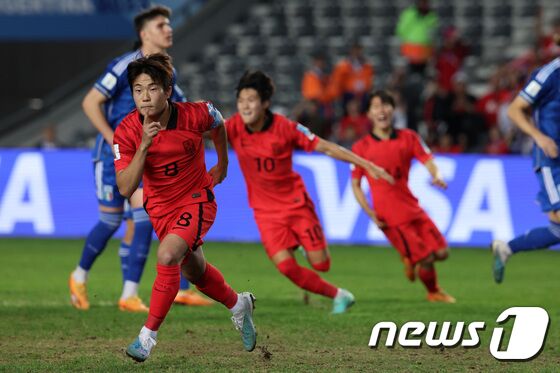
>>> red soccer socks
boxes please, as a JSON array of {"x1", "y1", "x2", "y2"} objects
[
  {"x1": 276, "y1": 257, "x2": 338, "y2": 298},
  {"x1": 194, "y1": 263, "x2": 238, "y2": 309},
  {"x1": 145, "y1": 264, "x2": 181, "y2": 331}
]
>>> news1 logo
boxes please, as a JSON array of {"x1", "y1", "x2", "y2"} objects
[{"x1": 368, "y1": 307, "x2": 550, "y2": 361}]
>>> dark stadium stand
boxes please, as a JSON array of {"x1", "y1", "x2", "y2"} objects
[
  {"x1": 177, "y1": 0, "x2": 559, "y2": 115},
  {"x1": 2, "y1": 0, "x2": 560, "y2": 149}
]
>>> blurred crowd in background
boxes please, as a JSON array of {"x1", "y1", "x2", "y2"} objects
[
  {"x1": 294, "y1": 1, "x2": 560, "y2": 155},
  {"x1": 36, "y1": 1, "x2": 560, "y2": 155}
]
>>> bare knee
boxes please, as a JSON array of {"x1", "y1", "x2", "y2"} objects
[
  {"x1": 157, "y1": 249, "x2": 181, "y2": 266},
  {"x1": 307, "y1": 249, "x2": 330, "y2": 272}
]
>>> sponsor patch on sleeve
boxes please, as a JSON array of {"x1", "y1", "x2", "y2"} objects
[
  {"x1": 524, "y1": 80, "x2": 542, "y2": 98},
  {"x1": 100, "y1": 73, "x2": 117, "y2": 91},
  {"x1": 113, "y1": 144, "x2": 120, "y2": 160},
  {"x1": 206, "y1": 102, "x2": 223, "y2": 129},
  {"x1": 296, "y1": 123, "x2": 316, "y2": 141}
]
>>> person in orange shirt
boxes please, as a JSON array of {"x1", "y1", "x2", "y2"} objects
[
  {"x1": 332, "y1": 42, "x2": 374, "y2": 113},
  {"x1": 301, "y1": 52, "x2": 337, "y2": 121}
]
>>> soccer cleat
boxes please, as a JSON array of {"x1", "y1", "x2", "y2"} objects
[
  {"x1": 69, "y1": 274, "x2": 89, "y2": 310},
  {"x1": 126, "y1": 335, "x2": 157, "y2": 362},
  {"x1": 174, "y1": 289, "x2": 214, "y2": 306},
  {"x1": 402, "y1": 257, "x2": 416, "y2": 282},
  {"x1": 427, "y1": 290, "x2": 456, "y2": 303},
  {"x1": 231, "y1": 292, "x2": 257, "y2": 352},
  {"x1": 332, "y1": 289, "x2": 355, "y2": 314},
  {"x1": 119, "y1": 296, "x2": 149, "y2": 313},
  {"x1": 491, "y1": 240, "x2": 512, "y2": 284}
]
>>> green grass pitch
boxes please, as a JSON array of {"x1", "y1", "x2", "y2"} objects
[{"x1": 0, "y1": 239, "x2": 558, "y2": 372}]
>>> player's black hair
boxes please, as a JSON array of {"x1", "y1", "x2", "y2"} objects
[
  {"x1": 132, "y1": 5, "x2": 172, "y2": 48},
  {"x1": 127, "y1": 53, "x2": 173, "y2": 92},
  {"x1": 367, "y1": 90, "x2": 396, "y2": 111},
  {"x1": 236, "y1": 70, "x2": 275, "y2": 102}
]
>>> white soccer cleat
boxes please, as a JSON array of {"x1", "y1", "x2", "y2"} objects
[
  {"x1": 332, "y1": 288, "x2": 355, "y2": 314},
  {"x1": 231, "y1": 292, "x2": 257, "y2": 352},
  {"x1": 126, "y1": 334, "x2": 157, "y2": 362},
  {"x1": 491, "y1": 240, "x2": 512, "y2": 284}
]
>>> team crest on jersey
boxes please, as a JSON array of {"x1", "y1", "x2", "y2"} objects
[
  {"x1": 296, "y1": 123, "x2": 316, "y2": 141},
  {"x1": 103, "y1": 185, "x2": 113, "y2": 201},
  {"x1": 270, "y1": 142, "x2": 282, "y2": 155},
  {"x1": 183, "y1": 139, "x2": 196, "y2": 154}
]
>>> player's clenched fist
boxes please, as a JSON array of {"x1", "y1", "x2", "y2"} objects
[
  {"x1": 208, "y1": 163, "x2": 228, "y2": 186},
  {"x1": 431, "y1": 174, "x2": 447, "y2": 189},
  {"x1": 141, "y1": 119, "x2": 162, "y2": 148}
]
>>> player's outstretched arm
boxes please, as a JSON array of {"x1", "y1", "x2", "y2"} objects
[
  {"x1": 208, "y1": 121, "x2": 228, "y2": 186},
  {"x1": 315, "y1": 138, "x2": 395, "y2": 184},
  {"x1": 424, "y1": 159, "x2": 447, "y2": 189},
  {"x1": 508, "y1": 95, "x2": 558, "y2": 158},
  {"x1": 116, "y1": 118, "x2": 161, "y2": 198},
  {"x1": 350, "y1": 178, "x2": 386, "y2": 228},
  {"x1": 82, "y1": 88, "x2": 115, "y2": 146}
]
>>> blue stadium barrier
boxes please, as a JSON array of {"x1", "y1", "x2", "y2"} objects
[
  {"x1": 0, "y1": 149, "x2": 548, "y2": 247},
  {"x1": 0, "y1": 0, "x2": 206, "y2": 40}
]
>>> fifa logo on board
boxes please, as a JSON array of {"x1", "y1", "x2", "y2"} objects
[{"x1": 368, "y1": 307, "x2": 550, "y2": 361}]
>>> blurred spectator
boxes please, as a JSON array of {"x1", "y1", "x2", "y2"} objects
[
  {"x1": 475, "y1": 72, "x2": 510, "y2": 129},
  {"x1": 331, "y1": 42, "x2": 374, "y2": 113},
  {"x1": 446, "y1": 72, "x2": 485, "y2": 150},
  {"x1": 498, "y1": 104, "x2": 532, "y2": 155},
  {"x1": 435, "y1": 26, "x2": 469, "y2": 93},
  {"x1": 293, "y1": 100, "x2": 332, "y2": 139},
  {"x1": 391, "y1": 90, "x2": 408, "y2": 129},
  {"x1": 385, "y1": 63, "x2": 409, "y2": 130},
  {"x1": 537, "y1": 11, "x2": 560, "y2": 63},
  {"x1": 484, "y1": 127, "x2": 509, "y2": 155},
  {"x1": 396, "y1": 0, "x2": 439, "y2": 75},
  {"x1": 401, "y1": 70, "x2": 426, "y2": 132},
  {"x1": 431, "y1": 133, "x2": 463, "y2": 154},
  {"x1": 301, "y1": 51, "x2": 337, "y2": 120},
  {"x1": 425, "y1": 72, "x2": 485, "y2": 150},
  {"x1": 335, "y1": 98, "x2": 371, "y2": 147},
  {"x1": 39, "y1": 124, "x2": 61, "y2": 149},
  {"x1": 423, "y1": 78, "x2": 452, "y2": 133}
]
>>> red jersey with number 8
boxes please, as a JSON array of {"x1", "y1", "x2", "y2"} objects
[{"x1": 113, "y1": 101, "x2": 222, "y2": 217}]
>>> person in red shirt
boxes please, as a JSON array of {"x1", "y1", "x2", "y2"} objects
[
  {"x1": 113, "y1": 54, "x2": 256, "y2": 362},
  {"x1": 336, "y1": 98, "x2": 372, "y2": 147},
  {"x1": 351, "y1": 90, "x2": 455, "y2": 303},
  {"x1": 226, "y1": 70, "x2": 393, "y2": 314}
]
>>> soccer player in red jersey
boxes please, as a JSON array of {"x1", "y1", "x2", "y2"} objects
[
  {"x1": 226, "y1": 71, "x2": 394, "y2": 314},
  {"x1": 113, "y1": 54, "x2": 256, "y2": 362},
  {"x1": 351, "y1": 90, "x2": 455, "y2": 303}
]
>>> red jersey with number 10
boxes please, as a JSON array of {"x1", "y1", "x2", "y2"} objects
[
  {"x1": 113, "y1": 101, "x2": 221, "y2": 217},
  {"x1": 226, "y1": 112, "x2": 319, "y2": 213},
  {"x1": 351, "y1": 129, "x2": 433, "y2": 226}
]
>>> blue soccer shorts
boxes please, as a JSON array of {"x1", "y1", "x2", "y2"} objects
[{"x1": 536, "y1": 166, "x2": 560, "y2": 212}]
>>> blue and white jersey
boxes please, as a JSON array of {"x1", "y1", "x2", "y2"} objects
[
  {"x1": 92, "y1": 49, "x2": 187, "y2": 161},
  {"x1": 519, "y1": 57, "x2": 560, "y2": 170}
]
